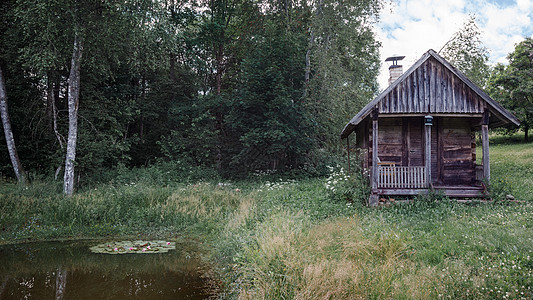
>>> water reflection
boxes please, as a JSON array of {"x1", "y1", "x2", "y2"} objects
[{"x1": 0, "y1": 240, "x2": 214, "y2": 299}]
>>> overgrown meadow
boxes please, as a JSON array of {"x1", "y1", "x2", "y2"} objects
[{"x1": 1, "y1": 136, "x2": 532, "y2": 299}]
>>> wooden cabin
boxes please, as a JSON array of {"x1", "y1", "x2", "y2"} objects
[{"x1": 341, "y1": 49, "x2": 520, "y2": 206}]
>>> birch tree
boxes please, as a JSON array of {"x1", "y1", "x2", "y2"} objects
[
  {"x1": 63, "y1": 36, "x2": 82, "y2": 195},
  {"x1": 439, "y1": 15, "x2": 490, "y2": 88},
  {"x1": 305, "y1": 0, "x2": 382, "y2": 148},
  {"x1": 0, "y1": 66, "x2": 26, "y2": 183}
]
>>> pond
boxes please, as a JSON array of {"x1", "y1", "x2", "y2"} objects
[{"x1": 0, "y1": 240, "x2": 216, "y2": 299}]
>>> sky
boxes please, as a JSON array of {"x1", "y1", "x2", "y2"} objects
[{"x1": 375, "y1": 0, "x2": 533, "y2": 90}]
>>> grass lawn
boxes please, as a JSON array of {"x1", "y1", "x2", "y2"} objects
[
  {"x1": 0, "y1": 133, "x2": 532, "y2": 299},
  {"x1": 488, "y1": 133, "x2": 533, "y2": 202}
]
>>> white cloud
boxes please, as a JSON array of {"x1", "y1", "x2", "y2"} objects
[
  {"x1": 375, "y1": 0, "x2": 533, "y2": 90},
  {"x1": 517, "y1": 0, "x2": 533, "y2": 10}
]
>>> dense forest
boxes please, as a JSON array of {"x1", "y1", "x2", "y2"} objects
[
  {"x1": 1, "y1": 1, "x2": 531, "y2": 193},
  {"x1": 0, "y1": 0, "x2": 382, "y2": 190}
]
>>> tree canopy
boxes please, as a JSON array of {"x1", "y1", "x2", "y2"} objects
[
  {"x1": 487, "y1": 38, "x2": 533, "y2": 141},
  {"x1": 0, "y1": 0, "x2": 384, "y2": 186}
]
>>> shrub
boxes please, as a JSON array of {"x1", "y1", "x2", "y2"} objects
[{"x1": 324, "y1": 165, "x2": 368, "y2": 204}]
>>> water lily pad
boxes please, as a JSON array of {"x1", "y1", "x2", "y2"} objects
[{"x1": 90, "y1": 240, "x2": 175, "y2": 254}]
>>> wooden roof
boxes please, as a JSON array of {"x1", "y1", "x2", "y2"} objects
[{"x1": 341, "y1": 49, "x2": 520, "y2": 139}]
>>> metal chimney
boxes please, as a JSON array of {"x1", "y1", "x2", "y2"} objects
[{"x1": 385, "y1": 55, "x2": 405, "y2": 85}]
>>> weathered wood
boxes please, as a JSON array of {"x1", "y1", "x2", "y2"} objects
[
  {"x1": 424, "y1": 118, "x2": 432, "y2": 187},
  {"x1": 376, "y1": 58, "x2": 491, "y2": 115},
  {"x1": 364, "y1": 120, "x2": 369, "y2": 170},
  {"x1": 436, "y1": 117, "x2": 443, "y2": 183},
  {"x1": 438, "y1": 118, "x2": 475, "y2": 185},
  {"x1": 402, "y1": 119, "x2": 409, "y2": 165},
  {"x1": 341, "y1": 50, "x2": 520, "y2": 201},
  {"x1": 431, "y1": 119, "x2": 439, "y2": 183},
  {"x1": 378, "y1": 166, "x2": 427, "y2": 188},
  {"x1": 377, "y1": 187, "x2": 485, "y2": 197},
  {"x1": 413, "y1": 70, "x2": 419, "y2": 112},
  {"x1": 372, "y1": 110, "x2": 379, "y2": 190},
  {"x1": 369, "y1": 193, "x2": 379, "y2": 206},
  {"x1": 482, "y1": 112, "x2": 490, "y2": 183},
  {"x1": 379, "y1": 113, "x2": 483, "y2": 118},
  {"x1": 377, "y1": 118, "x2": 403, "y2": 164},
  {"x1": 401, "y1": 76, "x2": 407, "y2": 111},
  {"x1": 340, "y1": 50, "x2": 519, "y2": 139},
  {"x1": 408, "y1": 119, "x2": 423, "y2": 166},
  {"x1": 436, "y1": 65, "x2": 441, "y2": 112},
  {"x1": 475, "y1": 164, "x2": 483, "y2": 181},
  {"x1": 346, "y1": 136, "x2": 351, "y2": 173}
]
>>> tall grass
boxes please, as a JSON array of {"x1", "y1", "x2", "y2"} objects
[
  {"x1": 236, "y1": 213, "x2": 438, "y2": 299},
  {"x1": 220, "y1": 190, "x2": 532, "y2": 299},
  {"x1": 1, "y1": 134, "x2": 532, "y2": 298},
  {"x1": 0, "y1": 180, "x2": 247, "y2": 241}
]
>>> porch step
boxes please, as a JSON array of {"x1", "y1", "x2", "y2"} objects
[{"x1": 376, "y1": 185, "x2": 487, "y2": 198}]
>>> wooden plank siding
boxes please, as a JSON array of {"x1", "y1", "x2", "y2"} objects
[
  {"x1": 439, "y1": 118, "x2": 476, "y2": 185},
  {"x1": 431, "y1": 119, "x2": 439, "y2": 183},
  {"x1": 367, "y1": 116, "x2": 476, "y2": 187},
  {"x1": 341, "y1": 50, "x2": 519, "y2": 140},
  {"x1": 379, "y1": 57, "x2": 484, "y2": 115},
  {"x1": 377, "y1": 118, "x2": 403, "y2": 164},
  {"x1": 341, "y1": 50, "x2": 520, "y2": 202},
  {"x1": 408, "y1": 119, "x2": 424, "y2": 166},
  {"x1": 369, "y1": 117, "x2": 425, "y2": 169}
]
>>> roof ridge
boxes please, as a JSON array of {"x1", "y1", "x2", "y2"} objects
[{"x1": 340, "y1": 49, "x2": 519, "y2": 139}]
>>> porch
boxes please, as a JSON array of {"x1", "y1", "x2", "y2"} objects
[
  {"x1": 375, "y1": 165, "x2": 486, "y2": 198},
  {"x1": 364, "y1": 111, "x2": 492, "y2": 206}
]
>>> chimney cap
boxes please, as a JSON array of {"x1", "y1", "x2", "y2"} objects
[{"x1": 385, "y1": 55, "x2": 405, "y2": 62}]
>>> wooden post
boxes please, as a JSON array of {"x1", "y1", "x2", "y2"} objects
[
  {"x1": 346, "y1": 136, "x2": 351, "y2": 173},
  {"x1": 482, "y1": 111, "x2": 490, "y2": 183},
  {"x1": 369, "y1": 109, "x2": 379, "y2": 206},
  {"x1": 424, "y1": 115, "x2": 433, "y2": 188}
]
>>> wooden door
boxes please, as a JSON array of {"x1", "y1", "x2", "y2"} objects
[
  {"x1": 438, "y1": 118, "x2": 475, "y2": 185},
  {"x1": 407, "y1": 118, "x2": 424, "y2": 166}
]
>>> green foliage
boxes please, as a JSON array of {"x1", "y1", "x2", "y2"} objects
[
  {"x1": 415, "y1": 189, "x2": 450, "y2": 204},
  {"x1": 440, "y1": 15, "x2": 490, "y2": 88},
  {"x1": 487, "y1": 38, "x2": 533, "y2": 142},
  {"x1": 0, "y1": 0, "x2": 384, "y2": 182},
  {"x1": 486, "y1": 177, "x2": 513, "y2": 201},
  {"x1": 1, "y1": 140, "x2": 532, "y2": 298},
  {"x1": 225, "y1": 18, "x2": 312, "y2": 175},
  {"x1": 324, "y1": 165, "x2": 369, "y2": 204},
  {"x1": 84, "y1": 160, "x2": 219, "y2": 187},
  {"x1": 158, "y1": 94, "x2": 219, "y2": 167},
  {"x1": 305, "y1": 0, "x2": 382, "y2": 150}
]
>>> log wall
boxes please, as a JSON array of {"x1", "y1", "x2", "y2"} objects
[
  {"x1": 439, "y1": 118, "x2": 475, "y2": 185},
  {"x1": 369, "y1": 117, "x2": 424, "y2": 168},
  {"x1": 367, "y1": 116, "x2": 476, "y2": 186}
]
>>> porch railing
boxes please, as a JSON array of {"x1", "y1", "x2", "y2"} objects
[{"x1": 378, "y1": 166, "x2": 427, "y2": 188}]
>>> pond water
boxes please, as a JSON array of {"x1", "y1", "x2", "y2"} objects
[{"x1": 0, "y1": 240, "x2": 216, "y2": 299}]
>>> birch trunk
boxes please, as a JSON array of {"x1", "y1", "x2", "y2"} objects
[
  {"x1": 47, "y1": 72, "x2": 64, "y2": 148},
  {"x1": 303, "y1": 29, "x2": 314, "y2": 98},
  {"x1": 0, "y1": 67, "x2": 26, "y2": 183},
  {"x1": 63, "y1": 36, "x2": 83, "y2": 195},
  {"x1": 55, "y1": 268, "x2": 67, "y2": 300},
  {"x1": 303, "y1": 0, "x2": 322, "y2": 98}
]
